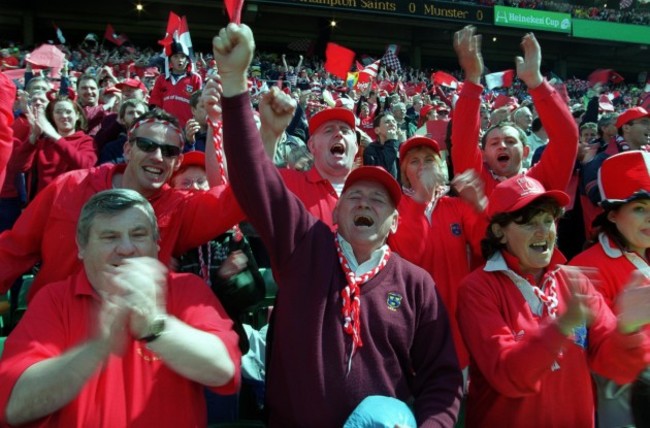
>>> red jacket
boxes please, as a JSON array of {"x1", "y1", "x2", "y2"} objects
[
  {"x1": 11, "y1": 130, "x2": 97, "y2": 196},
  {"x1": 0, "y1": 163, "x2": 244, "y2": 301},
  {"x1": 451, "y1": 80, "x2": 578, "y2": 196},
  {"x1": 389, "y1": 194, "x2": 485, "y2": 368},
  {"x1": 458, "y1": 250, "x2": 650, "y2": 427}
]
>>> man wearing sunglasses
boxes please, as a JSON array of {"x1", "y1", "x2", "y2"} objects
[{"x1": 0, "y1": 109, "x2": 244, "y2": 303}]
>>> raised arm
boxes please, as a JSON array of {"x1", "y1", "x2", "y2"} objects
[
  {"x1": 520, "y1": 33, "x2": 578, "y2": 192},
  {"x1": 451, "y1": 26, "x2": 484, "y2": 177},
  {"x1": 214, "y1": 24, "x2": 317, "y2": 271}
]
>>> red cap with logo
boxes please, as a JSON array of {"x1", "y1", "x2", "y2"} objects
[
  {"x1": 598, "y1": 150, "x2": 650, "y2": 208},
  {"x1": 486, "y1": 175, "x2": 570, "y2": 219},
  {"x1": 343, "y1": 166, "x2": 402, "y2": 207}
]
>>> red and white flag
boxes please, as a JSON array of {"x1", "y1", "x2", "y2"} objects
[
  {"x1": 431, "y1": 71, "x2": 459, "y2": 89},
  {"x1": 485, "y1": 69, "x2": 515, "y2": 90},
  {"x1": 358, "y1": 60, "x2": 380, "y2": 79},
  {"x1": 104, "y1": 24, "x2": 128, "y2": 46}
]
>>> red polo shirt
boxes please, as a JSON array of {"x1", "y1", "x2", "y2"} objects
[
  {"x1": 0, "y1": 270, "x2": 241, "y2": 427},
  {"x1": 280, "y1": 167, "x2": 339, "y2": 230}
]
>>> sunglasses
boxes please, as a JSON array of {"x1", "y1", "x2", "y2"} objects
[{"x1": 132, "y1": 137, "x2": 182, "y2": 158}]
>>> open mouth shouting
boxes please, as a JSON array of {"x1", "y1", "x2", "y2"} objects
[
  {"x1": 497, "y1": 153, "x2": 510, "y2": 164},
  {"x1": 354, "y1": 214, "x2": 374, "y2": 227},
  {"x1": 330, "y1": 142, "x2": 346, "y2": 156}
]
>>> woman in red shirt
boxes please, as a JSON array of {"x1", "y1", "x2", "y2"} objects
[
  {"x1": 570, "y1": 150, "x2": 650, "y2": 428},
  {"x1": 12, "y1": 95, "x2": 97, "y2": 198},
  {"x1": 458, "y1": 174, "x2": 650, "y2": 427}
]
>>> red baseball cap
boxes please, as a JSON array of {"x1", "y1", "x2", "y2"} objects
[
  {"x1": 486, "y1": 175, "x2": 570, "y2": 219},
  {"x1": 116, "y1": 78, "x2": 148, "y2": 94},
  {"x1": 419, "y1": 104, "x2": 435, "y2": 119},
  {"x1": 399, "y1": 136, "x2": 441, "y2": 160},
  {"x1": 615, "y1": 107, "x2": 650, "y2": 128},
  {"x1": 598, "y1": 151, "x2": 650, "y2": 208},
  {"x1": 308, "y1": 107, "x2": 356, "y2": 135},
  {"x1": 103, "y1": 86, "x2": 122, "y2": 95},
  {"x1": 343, "y1": 166, "x2": 402, "y2": 207}
]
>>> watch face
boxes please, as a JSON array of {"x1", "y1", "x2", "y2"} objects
[{"x1": 149, "y1": 316, "x2": 166, "y2": 336}]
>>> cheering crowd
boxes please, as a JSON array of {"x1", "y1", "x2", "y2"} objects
[{"x1": 1, "y1": 6, "x2": 650, "y2": 427}]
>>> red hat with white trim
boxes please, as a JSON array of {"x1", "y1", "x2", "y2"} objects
[
  {"x1": 343, "y1": 166, "x2": 402, "y2": 207},
  {"x1": 308, "y1": 107, "x2": 356, "y2": 135},
  {"x1": 399, "y1": 136, "x2": 441, "y2": 160},
  {"x1": 598, "y1": 150, "x2": 650, "y2": 208},
  {"x1": 486, "y1": 175, "x2": 570, "y2": 219},
  {"x1": 615, "y1": 107, "x2": 650, "y2": 129}
]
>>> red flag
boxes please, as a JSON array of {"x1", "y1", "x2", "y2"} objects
[
  {"x1": 485, "y1": 70, "x2": 515, "y2": 90},
  {"x1": 431, "y1": 71, "x2": 458, "y2": 89},
  {"x1": 588, "y1": 69, "x2": 625, "y2": 86},
  {"x1": 104, "y1": 24, "x2": 127, "y2": 46},
  {"x1": 325, "y1": 43, "x2": 355, "y2": 80},
  {"x1": 225, "y1": 0, "x2": 245, "y2": 24}
]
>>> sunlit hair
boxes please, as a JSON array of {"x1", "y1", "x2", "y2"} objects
[
  {"x1": 399, "y1": 146, "x2": 445, "y2": 189},
  {"x1": 481, "y1": 196, "x2": 564, "y2": 260},
  {"x1": 480, "y1": 121, "x2": 528, "y2": 150},
  {"x1": 76, "y1": 189, "x2": 159, "y2": 248},
  {"x1": 127, "y1": 108, "x2": 184, "y2": 148},
  {"x1": 118, "y1": 98, "x2": 149, "y2": 120},
  {"x1": 45, "y1": 95, "x2": 87, "y2": 132}
]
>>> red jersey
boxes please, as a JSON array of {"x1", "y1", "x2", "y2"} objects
[{"x1": 149, "y1": 72, "x2": 202, "y2": 127}]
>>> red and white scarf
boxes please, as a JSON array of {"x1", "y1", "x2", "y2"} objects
[
  {"x1": 209, "y1": 119, "x2": 243, "y2": 242},
  {"x1": 335, "y1": 237, "x2": 391, "y2": 374}
]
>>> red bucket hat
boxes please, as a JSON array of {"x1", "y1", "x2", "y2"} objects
[{"x1": 598, "y1": 151, "x2": 650, "y2": 208}]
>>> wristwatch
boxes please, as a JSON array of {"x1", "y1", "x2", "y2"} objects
[{"x1": 138, "y1": 314, "x2": 167, "y2": 343}]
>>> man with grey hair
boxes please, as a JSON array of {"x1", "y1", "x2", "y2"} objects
[
  {"x1": 0, "y1": 188, "x2": 240, "y2": 427},
  {"x1": 392, "y1": 101, "x2": 416, "y2": 139}
]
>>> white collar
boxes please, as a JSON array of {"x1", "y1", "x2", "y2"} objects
[{"x1": 336, "y1": 234, "x2": 390, "y2": 276}]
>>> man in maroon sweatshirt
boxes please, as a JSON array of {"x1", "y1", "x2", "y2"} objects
[{"x1": 212, "y1": 23, "x2": 462, "y2": 427}]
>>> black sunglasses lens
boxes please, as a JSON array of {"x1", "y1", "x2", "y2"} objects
[
  {"x1": 161, "y1": 145, "x2": 181, "y2": 157},
  {"x1": 135, "y1": 138, "x2": 181, "y2": 157},
  {"x1": 135, "y1": 138, "x2": 156, "y2": 152}
]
